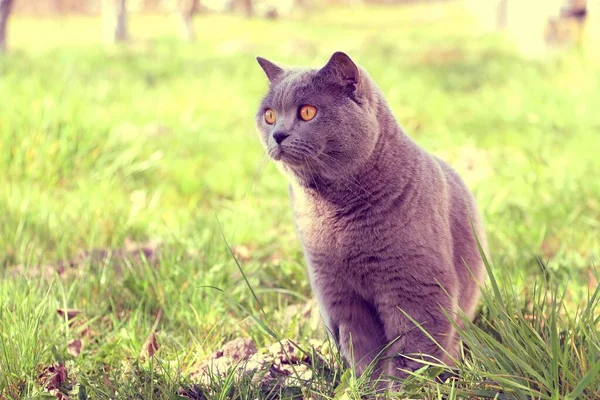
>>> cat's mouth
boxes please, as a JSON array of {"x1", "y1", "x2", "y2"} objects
[
  {"x1": 268, "y1": 145, "x2": 306, "y2": 166},
  {"x1": 268, "y1": 146, "x2": 284, "y2": 161}
]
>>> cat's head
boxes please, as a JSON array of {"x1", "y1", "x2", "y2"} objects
[{"x1": 255, "y1": 52, "x2": 381, "y2": 188}]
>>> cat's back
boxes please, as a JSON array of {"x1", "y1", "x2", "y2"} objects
[
  {"x1": 435, "y1": 156, "x2": 488, "y2": 317},
  {"x1": 434, "y1": 156, "x2": 487, "y2": 250}
]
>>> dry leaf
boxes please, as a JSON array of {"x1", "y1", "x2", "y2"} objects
[
  {"x1": 140, "y1": 308, "x2": 162, "y2": 361},
  {"x1": 232, "y1": 244, "x2": 253, "y2": 262},
  {"x1": 140, "y1": 332, "x2": 159, "y2": 361},
  {"x1": 67, "y1": 339, "x2": 82, "y2": 357},
  {"x1": 81, "y1": 327, "x2": 96, "y2": 340},
  {"x1": 221, "y1": 338, "x2": 257, "y2": 362},
  {"x1": 38, "y1": 364, "x2": 68, "y2": 394},
  {"x1": 56, "y1": 309, "x2": 82, "y2": 320},
  {"x1": 587, "y1": 269, "x2": 598, "y2": 292}
]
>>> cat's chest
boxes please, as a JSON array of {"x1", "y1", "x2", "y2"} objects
[
  {"x1": 292, "y1": 204, "x2": 387, "y2": 297},
  {"x1": 291, "y1": 200, "x2": 376, "y2": 258},
  {"x1": 289, "y1": 186, "x2": 403, "y2": 258},
  {"x1": 293, "y1": 206, "x2": 343, "y2": 249}
]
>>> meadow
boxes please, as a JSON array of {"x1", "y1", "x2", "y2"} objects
[{"x1": 1, "y1": 2, "x2": 599, "y2": 398}]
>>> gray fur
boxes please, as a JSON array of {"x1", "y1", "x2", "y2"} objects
[{"x1": 255, "y1": 52, "x2": 488, "y2": 381}]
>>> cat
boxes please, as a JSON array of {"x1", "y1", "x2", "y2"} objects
[{"x1": 254, "y1": 51, "x2": 488, "y2": 383}]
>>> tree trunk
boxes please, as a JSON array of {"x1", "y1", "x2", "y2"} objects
[
  {"x1": 224, "y1": 0, "x2": 252, "y2": 17},
  {"x1": 242, "y1": 0, "x2": 253, "y2": 17},
  {"x1": 496, "y1": 0, "x2": 508, "y2": 30},
  {"x1": 178, "y1": 0, "x2": 199, "y2": 42},
  {"x1": 0, "y1": 0, "x2": 14, "y2": 54},
  {"x1": 114, "y1": 0, "x2": 128, "y2": 41},
  {"x1": 225, "y1": 0, "x2": 236, "y2": 12},
  {"x1": 102, "y1": 0, "x2": 128, "y2": 43}
]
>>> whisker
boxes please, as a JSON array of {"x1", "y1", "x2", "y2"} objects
[
  {"x1": 246, "y1": 150, "x2": 272, "y2": 202},
  {"x1": 276, "y1": 142, "x2": 374, "y2": 207},
  {"x1": 302, "y1": 155, "x2": 320, "y2": 191},
  {"x1": 309, "y1": 152, "x2": 373, "y2": 202},
  {"x1": 305, "y1": 152, "x2": 373, "y2": 208}
]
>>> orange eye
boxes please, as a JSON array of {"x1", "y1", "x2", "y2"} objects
[
  {"x1": 299, "y1": 105, "x2": 317, "y2": 121},
  {"x1": 264, "y1": 108, "x2": 276, "y2": 125}
]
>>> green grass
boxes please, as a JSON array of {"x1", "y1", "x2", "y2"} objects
[{"x1": 1, "y1": 2, "x2": 599, "y2": 398}]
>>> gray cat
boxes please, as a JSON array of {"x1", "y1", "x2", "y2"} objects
[{"x1": 254, "y1": 52, "x2": 488, "y2": 382}]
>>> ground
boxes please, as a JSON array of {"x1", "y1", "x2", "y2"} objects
[{"x1": 0, "y1": 2, "x2": 599, "y2": 399}]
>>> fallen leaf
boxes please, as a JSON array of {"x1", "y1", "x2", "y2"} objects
[
  {"x1": 587, "y1": 269, "x2": 598, "y2": 292},
  {"x1": 38, "y1": 364, "x2": 68, "y2": 398},
  {"x1": 52, "y1": 391, "x2": 69, "y2": 400},
  {"x1": 56, "y1": 309, "x2": 82, "y2": 320},
  {"x1": 140, "y1": 332, "x2": 159, "y2": 361},
  {"x1": 81, "y1": 327, "x2": 96, "y2": 340},
  {"x1": 221, "y1": 338, "x2": 257, "y2": 362},
  {"x1": 140, "y1": 308, "x2": 163, "y2": 361},
  {"x1": 68, "y1": 339, "x2": 82, "y2": 357},
  {"x1": 232, "y1": 244, "x2": 253, "y2": 262},
  {"x1": 268, "y1": 339, "x2": 300, "y2": 364}
]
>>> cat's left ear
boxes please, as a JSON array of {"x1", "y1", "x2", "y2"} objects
[
  {"x1": 256, "y1": 56, "x2": 284, "y2": 82},
  {"x1": 319, "y1": 51, "x2": 359, "y2": 89}
]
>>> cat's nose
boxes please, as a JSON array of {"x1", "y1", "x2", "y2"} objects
[{"x1": 273, "y1": 131, "x2": 289, "y2": 144}]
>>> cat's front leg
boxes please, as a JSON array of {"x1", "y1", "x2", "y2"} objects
[
  {"x1": 374, "y1": 286, "x2": 458, "y2": 380},
  {"x1": 320, "y1": 289, "x2": 388, "y2": 378}
]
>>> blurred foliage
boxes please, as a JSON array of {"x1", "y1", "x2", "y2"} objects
[{"x1": 0, "y1": 2, "x2": 599, "y2": 398}]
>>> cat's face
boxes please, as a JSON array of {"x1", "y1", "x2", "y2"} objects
[{"x1": 255, "y1": 52, "x2": 380, "y2": 187}]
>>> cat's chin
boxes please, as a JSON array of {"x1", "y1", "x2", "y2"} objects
[
  {"x1": 269, "y1": 147, "x2": 284, "y2": 161},
  {"x1": 268, "y1": 147, "x2": 305, "y2": 166}
]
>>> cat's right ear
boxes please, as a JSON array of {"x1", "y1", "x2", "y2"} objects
[
  {"x1": 256, "y1": 56, "x2": 284, "y2": 82},
  {"x1": 319, "y1": 52, "x2": 359, "y2": 89}
]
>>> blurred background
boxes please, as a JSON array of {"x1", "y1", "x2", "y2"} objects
[{"x1": 0, "y1": 0, "x2": 599, "y2": 397}]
